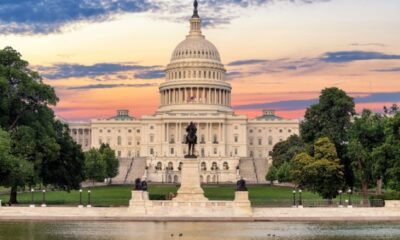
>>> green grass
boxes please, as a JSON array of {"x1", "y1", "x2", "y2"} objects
[{"x1": 0, "y1": 184, "x2": 363, "y2": 207}]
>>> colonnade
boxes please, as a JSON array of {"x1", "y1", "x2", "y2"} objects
[{"x1": 160, "y1": 87, "x2": 231, "y2": 106}]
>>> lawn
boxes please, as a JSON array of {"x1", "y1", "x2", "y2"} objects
[{"x1": 0, "y1": 184, "x2": 361, "y2": 207}]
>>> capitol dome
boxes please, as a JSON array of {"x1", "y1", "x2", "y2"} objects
[
  {"x1": 157, "y1": 0, "x2": 232, "y2": 114},
  {"x1": 171, "y1": 38, "x2": 221, "y2": 62}
]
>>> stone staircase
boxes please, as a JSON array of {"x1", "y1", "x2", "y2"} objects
[
  {"x1": 253, "y1": 158, "x2": 269, "y2": 184},
  {"x1": 125, "y1": 157, "x2": 147, "y2": 184},
  {"x1": 112, "y1": 158, "x2": 134, "y2": 184},
  {"x1": 238, "y1": 157, "x2": 258, "y2": 183}
]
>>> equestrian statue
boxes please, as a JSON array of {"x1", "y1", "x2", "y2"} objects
[{"x1": 185, "y1": 122, "x2": 197, "y2": 158}]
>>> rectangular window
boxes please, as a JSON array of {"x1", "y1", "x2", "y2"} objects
[
  {"x1": 117, "y1": 151, "x2": 121, "y2": 157},
  {"x1": 234, "y1": 135, "x2": 238, "y2": 143},
  {"x1": 258, "y1": 138, "x2": 262, "y2": 145},
  {"x1": 170, "y1": 148, "x2": 174, "y2": 155}
]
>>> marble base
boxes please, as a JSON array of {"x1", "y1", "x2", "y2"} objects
[{"x1": 173, "y1": 159, "x2": 208, "y2": 202}]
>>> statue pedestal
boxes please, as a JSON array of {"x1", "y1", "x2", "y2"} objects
[
  {"x1": 128, "y1": 191, "x2": 149, "y2": 214},
  {"x1": 173, "y1": 159, "x2": 208, "y2": 202}
]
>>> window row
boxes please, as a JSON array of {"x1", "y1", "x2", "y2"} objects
[
  {"x1": 167, "y1": 70, "x2": 223, "y2": 80},
  {"x1": 174, "y1": 49, "x2": 218, "y2": 59}
]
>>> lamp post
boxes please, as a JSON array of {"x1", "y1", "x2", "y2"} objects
[
  {"x1": 292, "y1": 190, "x2": 297, "y2": 208},
  {"x1": 30, "y1": 188, "x2": 35, "y2": 208},
  {"x1": 41, "y1": 190, "x2": 46, "y2": 207},
  {"x1": 298, "y1": 189, "x2": 303, "y2": 208},
  {"x1": 87, "y1": 190, "x2": 92, "y2": 208},
  {"x1": 338, "y1": 190, "x2": 343, "y2": 207},
  {"x1": 78, "y1": 189, "x2": 83, "y2": 208},
  {"x1": 348, "y1": 189, "x2": 353, "y2": 208}
]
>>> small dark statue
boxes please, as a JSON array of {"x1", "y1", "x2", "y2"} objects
[
  {"x1": 134, "y1": 178, "x2": 148, "y2": 191},
  {"x1": 236, "y1": 177, "x2": 248, "y2": 191},
  {"x1": 185, "y1": 122, "x2": 197, "y2": 158}
]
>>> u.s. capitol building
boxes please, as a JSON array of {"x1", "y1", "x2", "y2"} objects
[{"x1": 68, "y1": 2, "x2": 299, "y2": 184}]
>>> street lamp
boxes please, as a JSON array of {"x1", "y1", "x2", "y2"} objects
[
  {"x1": 348, "y1": 189, "x2": 353, "y2": 208},
  {"x1": 87, "y1": 190, "x2": 92, "y2": 208},
  {"x1": 338, "y1": 190, "x2": 343, "y2": 207},
  {"x1": 78, "y1": 189, "x2": 83, "y2": 208},
  {"x1": 292, "y1": 190, "x2": 297, "y2": 207},
  {"x1": 30, "y1": 188, "x2": 35, "y2": 208},
  {"x1": 41, "y1": 190, "x2": 46, "y2": 207},
  {"x1": 298, "y1": 189, "x2": 303, "y2": 208}
]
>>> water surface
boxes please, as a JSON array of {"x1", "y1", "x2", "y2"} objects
[{"x1": 0, "y1": 221, "x2": 399, "y2": 240}]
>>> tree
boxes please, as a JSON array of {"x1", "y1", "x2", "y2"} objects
[
  {"x1": 40, "y1": 121, "x2": 85, "y2": 190},
  {"x1": 0, "y1": 47, "x2": 84, "y2": 203},
  {"x1": 99, "y1": 144, "x2": 119, "y2": 181},
  {"x1": 266, "y1": 166, "x2": 278, "y2": 184},
  {"x1": 372, "y1": 113, "x2": 400, "y2": 191},
  {"x1": 0, "y1": 128, "x2": 34, "y2": 202},
  {"x1": 300, "y1": 87, "x2": 355, "y2": 185},
  {"x1": 85, "y1": 149, "x2": 107, "y2": 184},
  {"x1": 383, "y1": 104, "x2": 399, "y2": 115},
  {"x1": 271, "y1": 135, "x2": 306, "y2": 168},
  {"x1": 347, "y1": 110, "x2": 385, "y2": 201},
  {"x1": 292, "y1": 137, "x2": 344, "y2": 199}
]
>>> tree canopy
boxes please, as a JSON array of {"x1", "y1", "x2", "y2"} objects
[
  {"x1": 292, "y1": 137, "x2": 344, "y2": 199},
  {"x1": 0, "y1": 46, "x2": 85, "y2": 203}
]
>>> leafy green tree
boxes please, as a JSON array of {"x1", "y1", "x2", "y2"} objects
[
  {"x1": 99, "y1": 144, "x2": 119, "y2": 181},
  {"x1": 271, "y1": 135, "x2": 306, "y2": 168},
  {"x1": 0, "y1": 128, "x2": 34, "y2": 202},
  {"x1": 266, "y1": 166, "x2": 278, "y2": 183},
  {"x1": 372, "y1": 113, "x2": 400, "y2": 191},
  {"x1": 41, "y1": 121, "x2": 85, "y2": 190},
  {"x1": 300, "y1": 87, "x2": 355, "y2": 185},
  {"x1": 85, "y1": 149, "x2": 107, "y2": 184},
  {"x1": 276, "y1": 162, "x2": 292, "y2": 183},
  {"x1": 292, "y1": 137, "x2": 344, "y2": 199},
  {"x1": 383, "y1": 104, "x2": 399, "y2": 114},
  {"x1": 0, "y1": 47, "x2": 85, "y2": 202},
  {"x1": 347, "y1": 110, "x2": 385, "y2": 201}
]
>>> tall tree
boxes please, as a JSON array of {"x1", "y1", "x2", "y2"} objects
[
  {"x1": 347, "y1": 110, "x2": 385, "y2": 201},
  {"x1": 99, "y1": 144, "x2": 119, "y2": 181},
  {"x1": 0, "y1": 47, "x2": 84, "y2": 202},
  {"x1": 292, "y1": 137, "x2": 344, "y2": 199},
  {"x1": 271, "y1": 135, "x2": 306, "y2": 168},
  {"x1": 85, "y1": 149, "x2": 107, "y2": 184},
  {"x1": 300, "y1": 87, "x2": 355, "y2": 185}
]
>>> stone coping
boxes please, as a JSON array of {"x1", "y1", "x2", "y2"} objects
[{"x1": 1, "y1": 207, "x2": 399, "y2": 222}]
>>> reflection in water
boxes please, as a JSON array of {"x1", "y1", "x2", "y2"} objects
[{"x1": 0, "y1": 221, "x2": 400, "y2": 240}]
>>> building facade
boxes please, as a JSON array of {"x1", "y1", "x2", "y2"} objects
[{"x1": 68, "y1": 2, "x2": 300, "y2": 184}]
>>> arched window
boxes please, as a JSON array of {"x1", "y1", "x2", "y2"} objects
[
  {"x1": 178, "y1": 162, "x2": 183, "y2": 171},
  {"x1": 167, "y1": 162, "x2": 173, "y2": 171},
  {"x1": 211, "y1": 162, "x2": 218, "y2": 171},
  {"x1": 156, "y1": 162, "x2": 162, "y2": 170},
  {"x1": 201, "y1": 162, "x2": 207, "y2": 171},
  {"x1": 223, "y1": 162, "x2": 229, "y2": 170}
]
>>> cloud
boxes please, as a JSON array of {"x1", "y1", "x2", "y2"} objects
[
  {"x1": 67, "y1": 83, "x2": 157, "y2": 90},
  {"x1": 373, "y1": 67, "x2": 400, "y2": 72},
  {"x1": 321, "y1": 51, "x2": 400, "y2": 63},
  {"x1": 234, "y1": 92, "x2": 400, "y2": 111},
  {"x1": 38, "y1": 63, "x2": 160, "y2": 80},
  {"x1": 0, "y1": 0, "x2": 331, "y2": 35},
  {"x1": 228, "y1": 59, "x2": 269, "y2": 66},
  {"x1": 134, "y1": 69, "x2": 165, "y2": 79},
  {"x1": 227, "y1": 50, "x2": 400, "y2": 80},
  {"x1": 350, "y1": 43, "x2": 386, "y2": 47},
  {"x1": 0, "y1": 0, "x2": 157, "y2": 35}
]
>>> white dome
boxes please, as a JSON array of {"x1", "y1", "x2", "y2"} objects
[{"x1": 171, "y1": 37, "x2": 221, "y2": 62}]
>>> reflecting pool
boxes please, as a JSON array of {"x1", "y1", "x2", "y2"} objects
[{"x1": 0, "y1": 221, "x2": 399, "y2": 240}]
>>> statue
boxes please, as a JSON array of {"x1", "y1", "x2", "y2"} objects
[
  {"x1": 134, "y1": 178, "x2": 142, "y2": 190},
  {"x1": 141, "y1": 178, "x2": 148, "y2": 192},
  {"x1": 236, "y1": 177, "x2": 247, "y2": 191},
  {"x1": 185, "y1": 122, "x2": 197, "y2": 158}
]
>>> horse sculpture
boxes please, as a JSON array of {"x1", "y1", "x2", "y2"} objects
[{"x1": 185, "y1": 122, "x2": 197, "y2": 158}]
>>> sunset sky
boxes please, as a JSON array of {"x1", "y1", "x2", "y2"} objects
[{"x1": 1, "y1": 0, "x2": 399, "y2": 120}]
